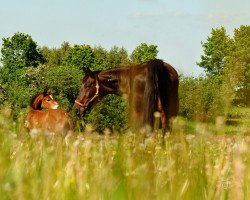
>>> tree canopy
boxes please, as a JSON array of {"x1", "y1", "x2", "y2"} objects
[
  {"x1": 62, "y1": 44, "x2": 94, "y2": 70},
  {"x1": 1, "y1": 32, "x2": 44, "y2": 72},
  {"x1": 197, "y1": 27, "x2": 233, "y2": 76},
  {"x1": 131, "y1": 43, "x2": 158, "y2": 64},
  {"x1": 198, "y1": 25, "x2": 250, "y2": 107}
]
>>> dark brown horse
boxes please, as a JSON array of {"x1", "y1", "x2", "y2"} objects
[
  {"x1": 25, "y1": 89, "x2": 73, "y2": 136},
  {"x1": 74, "y1": 59, "x2": 179, "y2": 130}
]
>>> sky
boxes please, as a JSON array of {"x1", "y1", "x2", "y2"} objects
[{"x1": 0, "y1": 0, "x2": 249, "y2": 76}]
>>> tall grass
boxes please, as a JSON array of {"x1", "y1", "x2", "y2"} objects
[{"x1": 0, "y1": 105, "x2": 249, "y2": 199}]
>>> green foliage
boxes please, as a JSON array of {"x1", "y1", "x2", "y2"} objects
[
  {"x1": 179, "y1": 75, "x2": 223, "y2": 121},
  {"x1": 197, "y1": 25, "x2": 250, "y2": 110},
  {"x1": 40, "y1": 42, "x2": 70, "y2": 67},
  {"x1": 1, "y1": 32, "x2": 44, "y2": 71},
  {"x1": 178, "y1": 76, "x2": 199, "y2": 120},
  {"x1": 92, "y1": 46, "x2": 109, "y2": 70},
  {"x1": 92, "y1": 45, "x2": 130, "y2": 70},
  {"x1": 42, "y1": 65, "x2": 83, "y2": 110},
  {"x1": 0, "y1": 67, "x2": 39, "y2": 118},
  {"x1": 107, "y1": 46, "x2": 131, "y2": 67},
  {"x1": 197, "y1": 27, "x2": 233, "y2": 76},
  {"x1": 131, "y1": 43, "x2": 158, "y2": 64},
  {"x1": 62, "y1": 44, "x2": 94, "y2": 70},
  {"x1": 0, "y1": 32, "x2": 46, "y2": 116},
  {"x1": 225, "y1": 25, "x2": 250, "y2": 106},
  {"x1": 0, "y1": 85, "x2": 6, "y2": 106},
  {"x1": 86, "y1": 95, "x2": 128, "y2": 132}
]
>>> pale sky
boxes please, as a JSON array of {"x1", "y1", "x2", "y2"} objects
[{"x1": 0, "y1": 0, "x2": 249, "y2": 76}]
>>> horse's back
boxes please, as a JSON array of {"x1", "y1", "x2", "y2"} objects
[{"x1": 48, "y1": 109, "x2": 73, "y2": 132}]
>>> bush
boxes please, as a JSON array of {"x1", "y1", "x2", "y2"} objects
[
  {"x1": 42, "y1": 65, "x2": 83, "y2": 111},
  {"x1": 179, "y1": 75, "x2": 223, "y2": 122},
  {"x1": 85, "y1": 95, "x2": 128, "y2": 132}
]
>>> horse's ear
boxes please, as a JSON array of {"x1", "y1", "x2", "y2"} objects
[
  {"x1": 84, "y1": 67, "x2": 95, "y2": 77},
  {"x1": 84, "y1": 67, "x2": 91, "y2": 74}
]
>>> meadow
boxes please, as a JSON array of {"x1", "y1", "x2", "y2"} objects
[
  {"x1": 0, "y1": 105, "x2": 249, "y2": 200},
  {"x1": 0, "y1": 27, "x2": 249, "y2": 199}
]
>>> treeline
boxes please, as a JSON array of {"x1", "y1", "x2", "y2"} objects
[
  {"x1": 180, "y1": 25, "x2": 249, "y2": 121},
  {"x1": 0, "y1": 25, "x2": 249, "y2": 131}
]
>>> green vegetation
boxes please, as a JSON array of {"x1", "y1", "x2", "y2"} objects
[
  {"x1": 1, "y1": 26, "x2": 249, "y2": 130},
  {"x1": 0, "y1": 26, "x2": 249, "y2": 199},
  {"x1": 0, "y1": 33, "x2": 160, "y2": 131},
  {"x1": 197, "y1": 26, "x2": 250, "y2": 108},
  {"x1": 0, "y1": 105, "x2": 249, "y2": 199}
]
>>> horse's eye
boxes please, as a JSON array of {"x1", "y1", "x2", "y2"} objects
[{"x1": 46, "y1": 99, "x2": 51, "y2": 102}]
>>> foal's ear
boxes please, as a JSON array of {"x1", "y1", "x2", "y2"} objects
[{"x1": 43, "y1": 88, "x2": 51, "y2": 96}]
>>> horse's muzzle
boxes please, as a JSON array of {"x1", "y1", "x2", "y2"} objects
[{"x1": 74, "y1": 103, "x2": 87, "y2": 116}]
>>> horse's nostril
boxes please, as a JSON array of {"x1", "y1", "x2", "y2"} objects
[{"x1": 75, "y1": 108, "x2": 80, "y2": 115}]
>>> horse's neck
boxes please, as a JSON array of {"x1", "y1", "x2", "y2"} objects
[{"x1": 98, "y1": 67, "x2": 131, "y2": 96}]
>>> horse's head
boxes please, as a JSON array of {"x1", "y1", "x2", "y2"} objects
[
  {"x1": 41, "y1": 90, "x2": 59, "y2": 109},
  {"x1": 74, "y1": 68, "x2": 100, "y2": 115},
  {"x1": 32, "y1": 89, "x2": 59, "y2": 110}
]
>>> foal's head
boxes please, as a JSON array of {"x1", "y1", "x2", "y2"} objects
[
  {"x1": 31, "y1": 89, "x2": 59, "y2": 110},
  {"x1": 74, "y1": 69, "x2": 100, "y2": 114}
]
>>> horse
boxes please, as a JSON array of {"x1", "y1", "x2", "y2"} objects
[
  {"x1": 25, "y1": 89, "x2": 73, "y2": 136},
  {"x1": 74, "y1": 59, "x2": 179, "y2": 131}
]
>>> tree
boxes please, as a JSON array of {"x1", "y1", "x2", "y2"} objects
[
  {"x1": 197, "y1": 27, "x2": 233, "y2": 76},
  {"x1": 42, "y1": 65, "x2": 83, "y2": 110},
  {"x1": 1, "y1": 32, "x2": 44, "y2": 72},
  {"x1": 86, "y1": 95, "x2": 128, "y2": 132},
  {"x1": 131, "y1": 43, "x2": 158, "y2": 64},
  {"x1": 40, "y1": 42, "x2": 71, "y2": 67},
  {"x1": 107, "y1": 46, "x2": 130, "y2": 68},
  {"x1": 179, "y1": 75, "x2": 223, "y2": 121},
  {"x1": 223, "y1": 25, "x2": 250, "y2": 106},
  {"x1": 197, "y1": 25, "x2": 250, "y2": 114},
  {"x1": 92, "y1": 46, "x2": 109, "y2": 71},
  {"x1": 62, "y1": 44, "x2": 94, "y2": 70}
]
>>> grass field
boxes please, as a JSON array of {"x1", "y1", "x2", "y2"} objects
[{"x1": 0, "y1": 106, "x2": 249, "y2": 200}]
